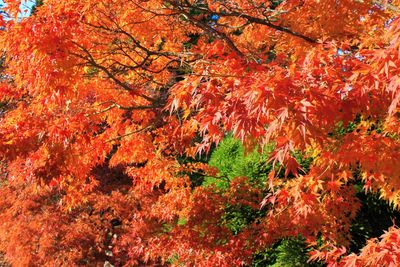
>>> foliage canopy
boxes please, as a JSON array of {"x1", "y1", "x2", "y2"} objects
[{"x1": 1, "y1": 0, "x2": 400, "y2": 266}]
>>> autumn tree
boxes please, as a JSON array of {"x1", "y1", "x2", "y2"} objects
[{"x1": 1, "y1": 0, "x2": 400, "y2": 266}]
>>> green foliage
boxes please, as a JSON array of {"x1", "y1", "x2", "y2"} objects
[
  {"x1": 31, "y1": 0, "x2": 44, "y2": 15},
  {"x1": 201, "y1": 135, "x2": 400, "y2": 265},
  {"x1": 85, "y1": 67, "x2": 100, "y2": 77},
  {"x1": 329, "y1": 114, "x2": 361, "y2": 138},
  {"x1": 272, "y1": 238, "x2": 314, "y2": 267},
  {"x1": 252, "y1": 238, "x2": 324, "y2": 267},
  {"x1": 204, "y1": 136, "x2": 325, "y2": 266},
  {"x1": 202, "y1": 136, "x2": 271, "y2": 234},
  {"x1": 222, "y1": 204, "x2": 265, "y2": 235},
  {"x1": 203, "y1": 136, "x2": 272, "y2": 189},
  {"x1": 166, "y1": 253, "x2": 180, "y2": 265}
]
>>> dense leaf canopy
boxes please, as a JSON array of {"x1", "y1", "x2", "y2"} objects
[{"x1": 1, "y1": 0, "x2": 400, "y2": 266}]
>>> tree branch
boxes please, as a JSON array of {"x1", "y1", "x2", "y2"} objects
[
  {"x1": 174, "y1": 2, "x2": 318, "y2": 44},
  {"x1": 70, "y1": 43, "x2": 157, "y2": 103},
  {"x1": 168, "y1": 0, "x2": 246, "y2": 57}
]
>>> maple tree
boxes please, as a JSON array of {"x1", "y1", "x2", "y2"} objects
[{"x1": 1, "y1": 0, "x2": 400, "y2": 266}]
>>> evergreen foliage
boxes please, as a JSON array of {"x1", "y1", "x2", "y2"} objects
[
  {"x1": 204, "y1": 136, "x2": 321, "y2": 266},
  {"x1": 204, "y1": 135, "x2": 272, "y2": 189}
]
